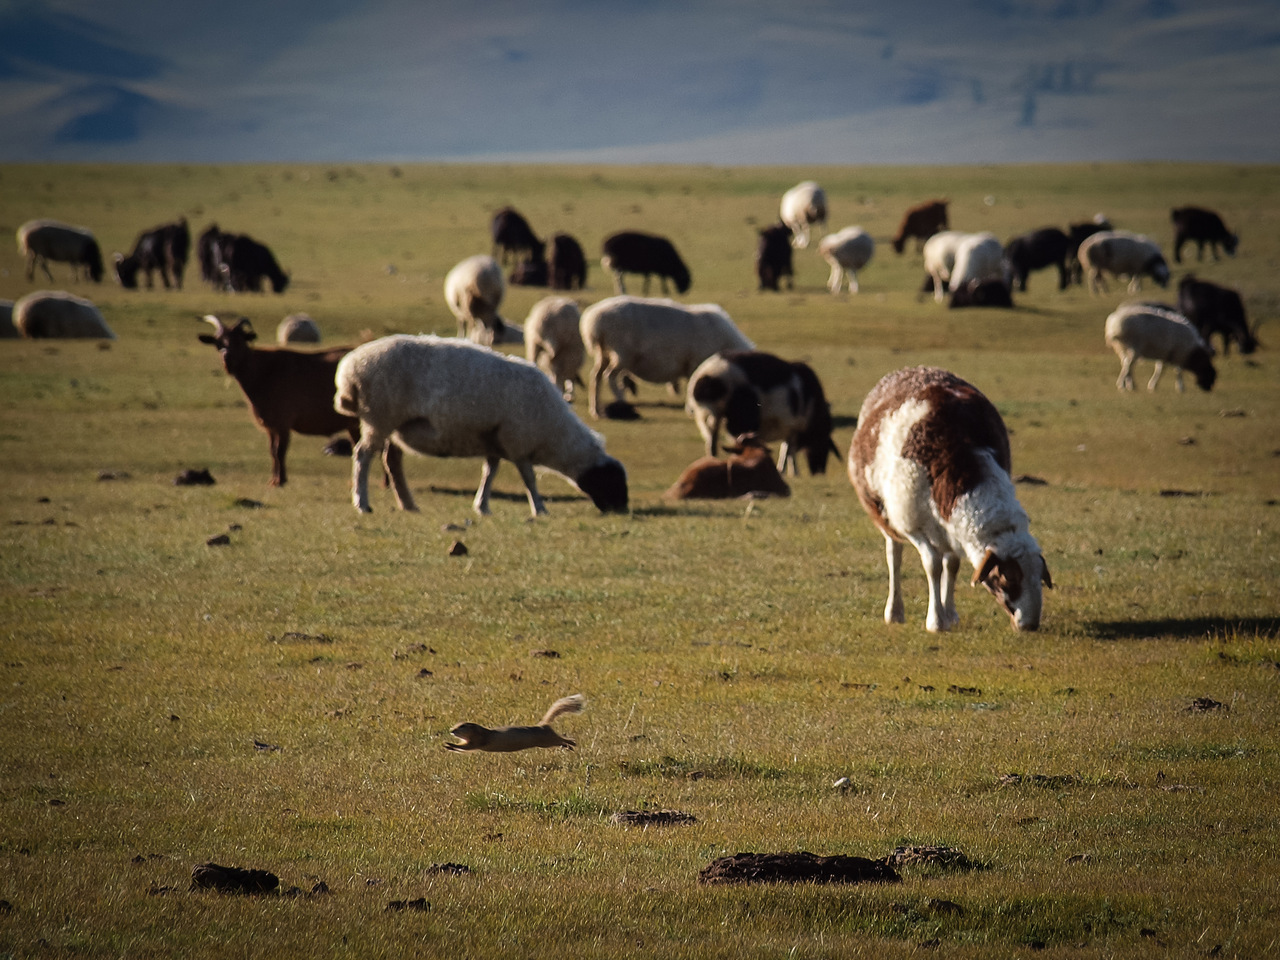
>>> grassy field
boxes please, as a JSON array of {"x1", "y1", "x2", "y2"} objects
[{"x1": 1, "y1": 162, "x2": 1278, "y2": 958}]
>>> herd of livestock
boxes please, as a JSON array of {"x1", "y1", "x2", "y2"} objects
[{"x1": 2, "y1": 180, "x2": 1263, "y2": 632}]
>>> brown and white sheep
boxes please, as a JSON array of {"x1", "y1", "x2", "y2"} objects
[{"x1": 848, "y1": 366, "x2": 1051, "y2": 632}]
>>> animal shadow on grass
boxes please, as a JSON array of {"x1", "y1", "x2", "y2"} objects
[
  {"x1": 426, "y1": 485, "x2": 585, "y2": 505},
  {"x1": 1087, "y1": 616, "x2": 1280, "y2": 642}
]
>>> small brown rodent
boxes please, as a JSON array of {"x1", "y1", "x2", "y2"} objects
[{"x1": 445, "y1": 694, "x2": 585, "y2": 753}]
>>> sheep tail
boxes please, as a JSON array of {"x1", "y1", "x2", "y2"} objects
[
  {"x1": 335, "y1": 384, "x2": 359, "y2": 416},
  {"x1": 539, "y1": 694, "x2": 585, "y2": 726}
]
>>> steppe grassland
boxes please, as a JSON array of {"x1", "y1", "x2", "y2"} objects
[{"x1": 1, "y1": 163, "x2": 1278, "y2": 958}]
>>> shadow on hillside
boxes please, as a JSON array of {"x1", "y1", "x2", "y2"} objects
[{"x1": 1087, "y1": 617, "x2": 1280, "y2": 642}]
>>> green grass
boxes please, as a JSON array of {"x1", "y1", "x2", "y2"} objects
[{"x1": 1, "y1": 162, "x2": 1279, "y2": 958}]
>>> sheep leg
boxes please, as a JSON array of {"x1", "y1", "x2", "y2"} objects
[
  {"x1": 1127, "y1": 275, "x2": 1142, "y2": 293},
  {"x1": 776, "y1": 440, "x2": 797, "y2": 477},
  {"x1": 588, "y1": 352, "x2": 607, "y2": 419},
  {"x1": 702, "y1": 415, "x2": 723, "y2": 457},
  {"x1": 939, "y1": 552, "x2": 961, "y2": 629},
  {"x1": 932, "y1": 270, "x2": 947, "y2": 303},
  {"x1": 269, "y1": 430, "x2": 290, "y2": 487},
  {"x1": 1147, "y1": 361, "x2": 1165, "y2": 392},
  {"x1": 384, "y1": 441, "x2": 417, "y2": 511},
  {"x1": 473, "y1": 457, "x2": 500, "y2": 515},
  {"x1": 642, "y1": 274, "x2": 652, "y2": 296},
  {"x1": 883, "y1": 536, "x2": 906, "y2": 625},
  {"x1": 351, "y1": 434, "x2": 386, "y2": 513},
  {"x1": 611, "y1": 270, "x2": 627, "y2": 295},
  {"x1": 826, "y1": 262, "x2": 842, "y2": 295},
  {"x1": 513, "y1": 459, "x2": 548, "y2": 517},
  {"x1": 1116, "y1": 350, "x2": 1136, "y2": 390},
  {"x1": 913, "y1": 540, "x2": 951, "y2": 633}
]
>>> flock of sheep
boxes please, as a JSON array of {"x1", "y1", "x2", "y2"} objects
[{"x1": 3, "y1": 180, "x2": 1261, "y2": 633}]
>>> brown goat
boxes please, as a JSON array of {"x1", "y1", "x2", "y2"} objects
[
  {"x1": 664, "y1": 435, "x2": 791, "y2": 500},
  {"x1": 891, "y1": 200, "x2": 950, "y2": 254},
  {"x1": 199, "y1": 315, "x2": 396, "y2": 486}
]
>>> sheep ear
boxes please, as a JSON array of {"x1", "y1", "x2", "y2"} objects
[
  {"x1": 972, "y1": 548, "x2": 998, "y2": 587},
  {"x1": 1041, "y1": 555, "x2": 1053, "y2": 589}
]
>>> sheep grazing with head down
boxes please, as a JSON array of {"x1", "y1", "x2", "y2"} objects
[
  {"x1": 601, "y1": 231, "x2": 691, "y2": 296},
  {"x1": 848, "y1": 366, "x2": 1051, "y2": 633},
  {"x1": 1078, "y1": 231, "x2": 1170, "y2": 295},
  {"x1": 580, "y1": 296, "x2": 753, "y2": 420},
  {"x1": 920, "y1": 230, "x2": 967, "y2": 301},
  {"x1": 524, "y1": 296, "x2": 584, "y2": 401},
  {"x1": 1105, "y1": 302, "x2": 1216, "y2": 393},
  {"x1": 17, "y1": 220, "x2": 104, "y2": 284},
  {"x1": 819, "y1": 227, "x2": 874, "y2": 294},
  {"x1": 779, "y1": 181, "x2": 827, "y2": 250},
  {"x1": 892, "y1": 200, "x2": 950, "y2": 255},
  {"x1": 445, "y1": 254, "x2": 512, "y2": 345},
  {"x1": 334, "y1": 335, "x2": 629, "y2": 517},
  {"x1": 13, "y1": 291, "x2": 114, "y2": 339},
  {"x1": 686, "y1": 350, "x2": 837, "y2": 476}
]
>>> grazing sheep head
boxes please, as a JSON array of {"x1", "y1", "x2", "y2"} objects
[
  {"x1": 972, "y1": 548, "x2": 1053, "y2": 632},
  {"x1": 576, "y1": 457, "x2": 629, "y2": 514},
  {"x1": 113, "y1": 252, "x2": 140, "y2": 289},
  {"x1": 1186, "y1": 347, "x2": 1217, "y2": 392},
  {"x1": 1148, "y1": 255, "x2": 1171, "y2": 288}
]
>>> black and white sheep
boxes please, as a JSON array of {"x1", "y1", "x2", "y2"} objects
[
  {"x1": 445, "y1": 254, "x2": 512, "y2": 345},
  {"x1": 686, "y1": 350, "x2": 837, "y2": 476},
  {"x1": 13, "y1": 291, "x2": 114, "y2": 339},
  {"x1": 1171, "y1": 206, "x2": 1238, "y2": 263},
  {"x1": 580, "y1": 296, "x2": 753, "y2": 419},
  {"x1": 601, "y1": 231, "x2": 691, "y2": 295},
  {"x1": 333, "y1": 335, "x2": 629, "y2": 517},
  {"x1": 1078, "y1": 231, "x2": 1170, "y2": 295},
  {"x1": 755, "y1": 223, "x2": 794, "y2": 292},
  {"x1": 17, "y1": 220, "x2": 104, "y2": 284},
  {"x1": 1177, "y1": 276, "x2": 1258, "y2": 355},
  {"x1": 277, "y1": 313, "x2": 321, "y2": 344},
  {"x1": 779, "y1": 181, "x2": 827, "y2": 249},
  {"x1": 1105, "y1": 303, "x2": 1216, "y2": 393},
  {"x1": 113, "y1": 217, "x2": 190, "y2": 290},
  {"x1": 848, "y1": 366, "x2": 1051, "y2": 632},
  {"x1": 818, "y1": 227, "x2": 874, "y2": 294},
  {"x1": 524, "y1": 296, "x2": 585, "y2": 401}
]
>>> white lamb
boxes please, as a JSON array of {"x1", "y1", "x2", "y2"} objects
[
  {"x1": 921, "y1": 230, "x2": 968, "y2": 302},
  {"x1": 780, "y1": 181, "x2": 828, "y2": 249},
  {"x1": 524, "y1": 296, "x2": 584, "y2": 401},
  {"x1": 579, "y1": 296, "x2": 754, "y2": 419},
  {"x1": 818, "y1": 227, "x2": 875, "y2": 294},
  {"x1": 848, "y1": 366, "x2": 1051, "y2": 632},
  {"x1": 334, "y1": 335, "x2": 628, "y2": 517},
  {"x1": 1104, "y1": 302, "x2": 1217, "y2": 392},
  {"x1": 444, "y1": 254, "x2": 513, "y2": 345},
  {"x1": 1078, "y1": 231, "x2": 1170, "y2": 295},
  {"x1": 948, "y1": 233, "x2": 1006, "y2": 290},
  {"x1": 12, "y1": 290, "x2": 114, "y2": 339},
  {"x1": 277, "y1": 313, "x2": 320, "y2": 344}
]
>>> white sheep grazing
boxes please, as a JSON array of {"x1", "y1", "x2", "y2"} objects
[
  {"x1": 524, "y1": 296, "x2": 584, "y2": 401},
  {"x1": 13, "y1": 290, "x2": 115, "y2": 339},
  {"x1": 1078, "y1": 231, "x2": 1170, "y2": 295},
  {"x1": 1104, "y1": 302, "x2": 1216, "y2": 393},
  {"x1": 849, "y1": 366, "x2": 1051, "y2": 632},
  {"x1": 444, "y1": 254, "x2": 510, "y2": 345},
  {"x1": 579, "y1": 296, "x2": 754, "y2": 419},
  {"x1": 334, "y1": 335, "x2": 629, "y2": 517},
  {"x1": 779, "y1": 181, "x2": 828, "y2": 249},
  {"x1": 277, "y1": 313, "x2": 321, "y2": 344},
  {"x1": 921, "y1": 230, "x2": 968, "y2": 302},
  {"x1": 818, "y1": 227, "x2": 875, "y2": 294},
  {"x1": 948, "y1": 232, "x2": 1006, "y2": 290}
]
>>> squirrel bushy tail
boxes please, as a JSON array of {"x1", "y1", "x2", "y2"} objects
[{"x1": 539, "y1": 694, "x2": 585, "y2": 726}]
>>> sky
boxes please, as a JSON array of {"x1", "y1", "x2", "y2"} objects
[{"x1": 1, "y1": 0, "x2": 1278, "y2": 165}]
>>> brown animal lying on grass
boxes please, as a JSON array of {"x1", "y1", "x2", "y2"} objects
[
  {"x1": 664, "y1": 434, "x2": 791, "y2": 500},
  {"x1": 445, "y1": 694, "x2": 585, "y2": 752}
]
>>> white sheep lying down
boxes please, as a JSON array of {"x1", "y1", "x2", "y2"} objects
[
  {"x1": 818, "y1": 227, "x2": 874, "y2": 293},
  {"x1": 1105, "y1": 302, "x2": 1216, "y2": 392},
  {"x1": 12, "y1": 290, "x2": 114, "y2": 338},
  {"x1": 524, "y1": 296, "x2": 584, "y2": 401},
  {"x1": 334, "y1": 335, "x2": 629, "y2": 517},
  {"x1": 580, "y1": 296, "x2": 754, "y2": 419}
]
